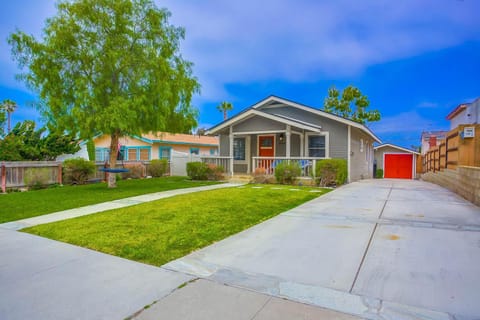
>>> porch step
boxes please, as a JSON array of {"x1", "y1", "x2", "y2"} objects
[{"x1": 229, "y1": 175, "x2": 253, "y2": 184}]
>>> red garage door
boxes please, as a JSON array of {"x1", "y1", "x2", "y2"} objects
[{"x1": 384, "y1": 154, "x2": 413, "y2": 179}]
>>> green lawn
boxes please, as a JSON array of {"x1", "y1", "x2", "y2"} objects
[
  {"x1": 24, "y1": 185, "x2": 329, "y2": 266},
  {"x1": 0, "y1": 177, "x2": 220, "y2": 223}
]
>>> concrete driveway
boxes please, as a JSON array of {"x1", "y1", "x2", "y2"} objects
[{"x1": 165, "y1": 179, "x2": 480, "y2": 319}]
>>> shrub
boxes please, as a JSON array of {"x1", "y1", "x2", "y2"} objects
[
  {"x1": 375, "y1": 169, "x2": 384, "y2": 179},
  {"x1": 24, "y1": 168, "x2": 51, "y2": 190},
  {"x1": 63, "y1": 158, "x2": 96, "y2": 185},
  {"x1": 186, "y1": 162, "x2": 208, "y2": 180},
  {"x1": 253, "y1": 167, "x2": 268, "y2": 184},
  {"x1": 274, "y1": 161, "x2": 301, "y2": 185},
  {"x1": 123, "y1": 163, "x2": 145, "y2": 179},
  {"x1": 315, "y1": 159, "x2": 347, "y2": 187},
  {"x1": 206, "y1": 163, "x2": 224, "y2": 181},
  {"x1": 148, "y1": 159, "x2": 169, "y2": 177}
]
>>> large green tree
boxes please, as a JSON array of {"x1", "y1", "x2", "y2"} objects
[
  {"x1": 9, "y1": 0, "x2": 199, "y2": 187},
  {"x1": 323, "y1": 85, "x2": 380, "y2": 124},
  {"x1": 0, "y1": 121, "x2": 80, "y2": 161}
]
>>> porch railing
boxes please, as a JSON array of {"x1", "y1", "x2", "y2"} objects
[
  {"x1": 252, "y1": 157, "x2": 325, "y2": 178},
  {"x1": 199, "y1": 156, "x2": 233, "y2": 174}
]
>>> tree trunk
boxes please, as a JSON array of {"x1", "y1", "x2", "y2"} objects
[
  {"x1": 7, "y1": 112, "x2": 11, "y2": 133},
  {"x1": 108, "y1": 132, "x2": 120, "y2": 188},
  {"x1": 223, "y1": 110, "x2": 227, "y2": 120}
]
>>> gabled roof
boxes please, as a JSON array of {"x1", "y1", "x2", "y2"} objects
[
  {"x1": 374, "y1": 143, "x2": 420, "y2": 155},
  {"x1": 207, "y1": 95, "x2": 381, "y2": 143}
]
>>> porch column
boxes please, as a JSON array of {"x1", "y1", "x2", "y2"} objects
[
  {"x1": 300, "y1": 132, "x2": 305, "y2": 157},
  {"x1": 286, "y1": 125, "x2": 291, "y2": 158},
  {"x1": 229, "y1": 126, "x2": 234, "y2": 176}
]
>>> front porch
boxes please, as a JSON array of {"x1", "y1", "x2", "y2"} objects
[{"x1": 200, "y1": 155, "x2": 324, "y2": 178}]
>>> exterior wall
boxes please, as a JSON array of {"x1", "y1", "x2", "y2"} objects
[
  {"x1": 56, "y1": 144, "x2": 89, "y2": 161},
  {"x1": 233, "y1": 116, "x2": 284, "y2": 132},
  {"x1": 450, "y1": 99, "x2": 480, "y2": 129},
  {"x1": 374, "y1": 146, "x2": 417, "y2": 179},
  {"x1": 219, "y1": 135, "x2": 230, "y2": 156},
  {"x1": 350, "y1": 127, "x2": 375, "y2": 181},
  {"x1": 374, "y1": 146, "x2": 413, "y2": 170},
  {"x1": 450, "y1": 109, "x2": 468, "y2": 130},
  {"x1": 261, "y1": 106, "x2": 348, "y2": 158},
  {"x1": 94, "y1": 135, "x2": 218, "y2": 161},
  {"x1": 422, "y1": 166, "x2": 480, "y2": 206}
]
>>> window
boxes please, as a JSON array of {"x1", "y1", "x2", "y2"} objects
[
  {"x1": 159, "y1": 147, "x2": 171, "y2": 160},
  {"x1": 233, "y1": 138, "x2": 246, "y2": 160},
  {"x1": 308, "y1": 135, "x2": 326, "y2": 157},
  {"x1": 210, "y1": 148, "x2": 217, "y2": 155},
  {"x1": 360, "y1": 139, "x2": 364, "y2": 153},
  {"x1": 125, "y1": 147, "x2": 151, "y2": 161},
  {"x1": 95, "y1": 148, "x2": 110, "y2": 162},
  {"x1": 190, "y1": 148, "x2": 199, "y2": 155}
]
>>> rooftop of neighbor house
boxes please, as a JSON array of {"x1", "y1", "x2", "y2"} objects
[
  {"x1": 446, "y1": 103, "x2": 468, "y2": 120},
  {"x1": 446, "y1": 97, "x2": 480, "y2": 120},
  {"x1": 140, "y1": 132, "x2": 219, "y2": 146},
  {"x1": 421, "y1": 130, "x2": 448, "y2": 141}
]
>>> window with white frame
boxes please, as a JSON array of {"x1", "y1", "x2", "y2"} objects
[
  {"x1": 307, "y1": 135, "x2": 326, "y2": 157},
  {"x1": 233, "y1": 137, "x2": 246, "y2": 160}
]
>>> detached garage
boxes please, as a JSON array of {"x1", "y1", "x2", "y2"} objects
[{"x1": 374, "y1": 144, "x2": 420, "y2": 179}]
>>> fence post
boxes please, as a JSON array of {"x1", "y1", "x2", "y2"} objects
[
  {"x1": 312, "y1": 159, "x2": 316, "y2": 179},
  {"x1": 1, "y1": 163, "x2": 6, "y2": 193},
  {"x1": 57, "y1": 162, "x2": 63, "y2": 185}
]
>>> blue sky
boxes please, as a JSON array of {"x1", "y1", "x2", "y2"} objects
[{"x1": 1, "y1": 0, "x2": 479, "y2": 148}]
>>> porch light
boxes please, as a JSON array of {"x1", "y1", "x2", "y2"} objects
[{"x1": 279, "y1": 133, "x2": 285, "y2": 143}]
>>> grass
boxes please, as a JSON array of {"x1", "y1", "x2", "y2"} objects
[
  {"x1": 0, "y1": 177, "x2": 220, "y2": 223},
  {"x1": 24, "y1": 185, "x2": 330, "y2": 267}
]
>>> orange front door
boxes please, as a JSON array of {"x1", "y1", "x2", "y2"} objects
[
  {"x1": 259, "y1": 136, "x2": 275, "y2": 157},
  {"x1": 258, "y1": 136, "x2": 275, "y2": 173}
]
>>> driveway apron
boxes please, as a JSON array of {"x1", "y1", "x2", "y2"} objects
[{"x1": 165, "y1": 179, "x2": 480, "y2": 320}]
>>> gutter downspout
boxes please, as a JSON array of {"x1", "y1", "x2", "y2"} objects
[{"x1": 347, "y1": 125, "x2": 351, "y2": 183}]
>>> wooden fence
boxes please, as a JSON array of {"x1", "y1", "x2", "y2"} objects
[
  {"x1": 1, "y1": 161, "x2": 63, "y2": 193},
  {"x1": 423, "y1": 124, "x2": 480, "y2": 172},
  {"x1": 1, "y1": 160, "x2": 171, "y2": 192}
]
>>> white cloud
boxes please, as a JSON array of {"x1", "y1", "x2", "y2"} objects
[
  {"x1": 159, "y1": 0, "x2": 480, "y2": 99},
  {"x1": 1, "y1": 0, "x2": 479, "y2": 102},
  {"x1": 417, "y1": 101, "x2": 439, "y2": 109},
  {"x1": 369, "y1": 111, "x2": 438, "y2": 134}
]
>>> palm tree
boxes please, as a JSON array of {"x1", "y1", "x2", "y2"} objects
[
  {"x1": 216, "y1": 101, "x2": 233, "y2": 120},
  {"x1": 1, "y1": 99, "x2": 17, "y2": 133}
]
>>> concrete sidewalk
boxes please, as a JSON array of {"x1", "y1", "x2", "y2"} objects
[
  {"x1": 164, "y1": 179, "x2": 480, "y2": 319},
  {"x1": 0, "y1": 182, "x2": 241, "y2": 231},
  {"x1": 133, "y1": 279, "x2": 359, "y2": 320}
]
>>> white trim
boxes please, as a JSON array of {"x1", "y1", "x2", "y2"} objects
[
  {"x1": 232, "y1": 130, "x2": 284, "y2": 135},
  {"x1": 257, "y1": 134, "x2": 276, "y2": 158},
  {"x1": 286, "y1": 125, "x2": 291, "y2": 158},
  {"x1": 233, "y1": 136, "x2": 249, "y2": 165},
  {"x1": 382, "y1": 152, "x2": 415, "y2": 179},
  {"x1": 206, "y1": 109, "x2": 321, "y2": 135},
  {"x1": 251, "y1": 96, "x2": 382, "y2": 143},
  {"x1": 374, "y1": 143, "x2": 420, "y2": 155},
  {"x1": 347, "y1": 125, "x2": 351, "y2": 183},
  {"x1": 305, "y1": 132, "x2": 329, "y2": 158}
]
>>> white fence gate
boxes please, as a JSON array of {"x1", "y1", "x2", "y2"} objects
[{"x1": 169, "y1": 151, "x2": 201, "y2": 176}]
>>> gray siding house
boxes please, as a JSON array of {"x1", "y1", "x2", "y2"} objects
[{"x1": 206, "y1": 96, "x2": 381, "y2": 182}]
